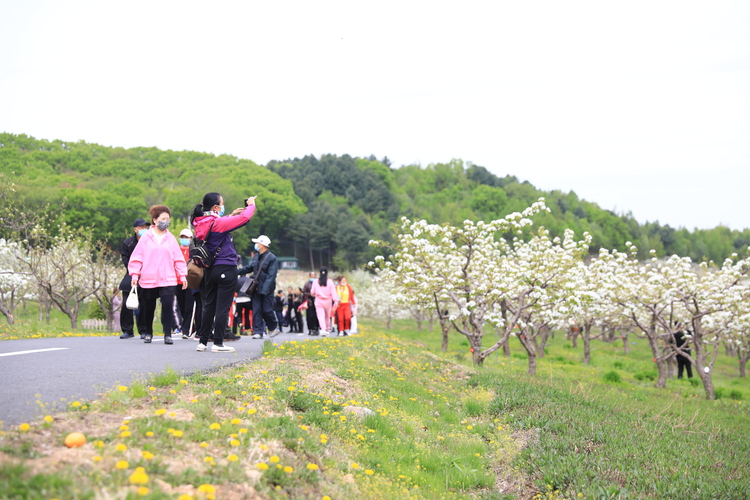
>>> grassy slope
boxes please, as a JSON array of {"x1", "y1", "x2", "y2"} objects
[{"x1": 1, "y1": 316, "x2": 749, "y2": 499}]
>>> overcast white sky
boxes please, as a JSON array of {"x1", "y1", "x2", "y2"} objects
[{"x1": 1, "y1": 1, "x2": 749, "y2": 230}]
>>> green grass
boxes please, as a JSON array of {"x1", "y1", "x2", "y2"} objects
[{"x1": 1, "y1": 310, "x2": 749, "y2": 499}]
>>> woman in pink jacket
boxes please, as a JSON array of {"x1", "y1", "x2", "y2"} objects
[
  {"x1": 128, "y1": 205, "x2": 188, "y2": 345},
  {"x1": 311, "y1": 267, "x2": 339, "y2": 337}
]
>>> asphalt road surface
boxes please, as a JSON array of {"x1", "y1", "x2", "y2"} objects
[{"x1": 0, "y1": 333, "x2": 310, "y2": 427}]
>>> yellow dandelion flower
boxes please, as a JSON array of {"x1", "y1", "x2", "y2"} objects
[
  {"x1": 200, "y1": 441, "x2": 209, "y2": 448},
  {"x1": 204, "y1": 456, "x2": 214, "y2": 463},
  {"x1": 191, "y1": 398, "x2": 198, "y2": 403},
  {"x1": 145, "y1": 431, "x2": 154, "y2": 437},
  {"x1": 178, "y1": 495, "x2": 194, "y2": 500},
  {"x1": 365, "y1": 469, "x2": 374, "y2": 475},
  {"x1": 467, "y1": 425, "x2": 473, "y2": 430},
  {"x1": 307, "y1": 463, "x2": 319, "y2": 471},
  {"x1": 209, "y1": 423, "x2": 221, "y2": 430},
  {"x1": 116, "y1": 460, "x2": 129, "y2": 470},
  {"x1": 269, "y1": 455, "x2": 280, "y2": 463},
  {"x1": 230, "y1": 418, "x2": 242, "y2": 425},
  {"x1": 256, "y1": 462, "x2": 269, "y2": 470},
  {"x1": 214, "y1": 390, "x2": 222, "y2": 395},
  {"x1": 180, "y1": 379, "x2": 188, "y2": 385},
  {"x1": 350, "y1": 462, "x2": 359, "y2": 469},
  {"x1": 149, "y1": 387, "x2": 156, "y2": 391},
  {"x1": 173, "y1": 430, "x2": 183, "y2": 438},
  {"x1": 169, "y1": 389, "x2": 176, "y2": 394},
  {"x1": 155, "y1": 409, "x2": 167, "y2": 416},
  {"x1": 18, "y1": 423, "x2": 30, "y2": 432},
  {"x1": 323, "y1": 496, "x2": 331, "y2": 500},
  {"x1": 259, "y1": 444, "x2": 268, "y2": 450},
  {"x1": 230, "y1": 439, "x2": 240, "y2": 447},
  {"x1": 137, "y1": 486, "x2": 149, "y2": 496},
  {"x1": 71, "y1": 401, "x2": 81, "y2": 407},
  {"x1": 115, "y1": 444, "x2": 128, "y2": 452},
  {"x1": 93, "y1": 455, "x2": 102, "y2": 462},
  {"x1": 239, "y1": 428, "x2": 248, "y2": 434},
  {"x1": 142, "y1": 451, "x2": 154, "y2": 460},
  {"x1": 120, "y1": 431, "x2": 131, "y2": 438},
  {"x1": 339, "y1": 415, "x2": 347, "y2": 422},
  {"x1": 197, "y1": 484, "x2": 216, "y2": 494},
  {"x1": 228, "y1": 454, "x2": 239, "y2": 462},
  {"x1": 94, "y1": 440, "x2": 104, "y2": 448},
  {"x1": 283, "y1": 466, "x2": 293, "y2": 473},
  {"x1": 128, "y1": 467, "x2": 149, "y2": 485},
  {"x1": 44, "y1": 416, "x2": 53, "y2": 423},
  {"x1": 118, "y1": 386, "x2": 127, "y2": 392}
]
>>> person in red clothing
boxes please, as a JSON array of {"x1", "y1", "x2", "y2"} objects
[{"x1": 335, "y1": 275, "x2": 357, "y2": 336}]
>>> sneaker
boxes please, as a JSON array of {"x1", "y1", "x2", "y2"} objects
[
  {"x1": 225, "y1": 334, "x2": 241, "y2": 342},
  {"x1": 269, "y1": 329, "x2": 282, "y2": 338},
  {"x1": 252, "y1": 333, "x2": 262, "y2": 339},
  {"x1": 211, "y1": 345, "x2": 236, "y2": 353},
  {"x1": 182, "y1": 333, "x2": 190, "y2": 340},
  {"x1": 173, "y1": 328, "x2": 182, "y2": 336},
  {"x1": 144, "y1": 335, "x2": 153, "y2": 343},
  {"x1": 119, "y1": 332, "x2": 135, "y2": 339},
  {"x1": 140, "y1": 334, "x2": 146, "y2": 340},
  {"x1": 196, "y1": 343, "x2": 207, "y2": 352},
  {"x1": 164, "y1": 336, "x2": 173, "y2": 345},
  {"x1": 344, "y1": 330, "x2": 350, "y2": 336},
  {"x1": 320, "y1": 330, "x2": 329, "y2": 337}
]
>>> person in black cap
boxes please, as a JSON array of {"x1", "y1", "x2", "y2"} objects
[{"x1": 118, "y1": 218, "x2": 149, "y2": 339}]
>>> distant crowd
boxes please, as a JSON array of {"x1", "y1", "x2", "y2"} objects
[{"x1": 114, "y1": 192, "x2": 357, "y2": 353}]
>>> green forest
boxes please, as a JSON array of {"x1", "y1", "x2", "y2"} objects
[{"x1": 2, "y1": 132, "x2": 748, "y2": 269}]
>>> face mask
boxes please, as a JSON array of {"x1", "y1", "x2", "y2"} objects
[
  {"x1": 218, "y1": 205, "x2": 225, "y2": 216},
  {"x1": 309, "y1": 278, "x2": 315, "y2": 282},
  {"x1": 179, "y1": 238, "x2": 190, "y2": 246},
  {"x1": 254, "y1": 243, "x2": 260, "y2": 251},
  {"x1": 138, "y1": 229, "x2": 146, "y2": 237},
  {"x1": 156, "y1": 220, "x2": 170, "y2": 231}
]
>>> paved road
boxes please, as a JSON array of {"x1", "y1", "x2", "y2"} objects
[{"x1": 0, "y1": 333, "x2": 310, "y2": 427}]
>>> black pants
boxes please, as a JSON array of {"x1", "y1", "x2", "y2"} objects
[
  {"x1": 306, "y1": 298, "x2": 319, "y2": 333},
  {"x1": 199, "y1": 265, "x2": 237, "y2": 346},
  {"x1": 138, "y1": 286, "x2": 177, "y2": 338},
  {"x1": 252, "y1": 292, "x2": 277, "y2": 337},
  {"x1": 233, "y1": 301, "x2": 252, "y2": 334},
  {"x1": 120, "y1": 290, "x2": 147, "y2": 335},
  {"x1": 677, "y1": 355, "x2": 693, "y2": 378},
  {"x1": 176, "y1": 287, "x2": 196, "y2": 333}
]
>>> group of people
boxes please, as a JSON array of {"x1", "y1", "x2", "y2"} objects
[{"x1": 116, "y1": 191, "x2": 357, "y2": 352}]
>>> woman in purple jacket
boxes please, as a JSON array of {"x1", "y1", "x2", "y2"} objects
[{"x1": 190, "y1": 192, "x2": 256, "y2": 353}]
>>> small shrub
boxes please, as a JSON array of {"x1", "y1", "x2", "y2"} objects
[
  {"x1": 729, "y1": 390, "x2": 743, "y2": 401},
  {"x1": 613, "y1": 361, "x2": 624, "y2": 369},
  {"x1": 714, "y1": 387, "x2": 725, "y2": 399},
  {"x1": 688, "y1": 378, "x2": 700, "y2": 387},
  {"x1": 87, "y1": 303, "x2": 106, "y2": 320},
  {"x1": 602, "y1": 371, "x2": 621, "y2": 383},
  {"x1": 634, "y1": 371, "x2": 657, "y2": 382}
]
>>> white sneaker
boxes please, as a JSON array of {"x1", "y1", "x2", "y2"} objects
[
  {"x1": 196, "y1": 344, "x2": 207, "y2": 352},
  {"x1": 211, "y1": 345, "x2": 235, "y2": 353},
  {"x1": 321, "y1": 330, "x2": 329, "y2": 337},
  {"x1": 269, "y1": 329, "x2": 281, "y2": 338},
  {"x1": 251, "y1": 334, "x2": 262, "y2": 339}
]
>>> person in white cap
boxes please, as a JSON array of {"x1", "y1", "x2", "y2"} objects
[{"x1": 238, "y1": 234, "x2": 281, "y2": 339}]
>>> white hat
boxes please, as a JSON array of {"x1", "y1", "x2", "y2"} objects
[
  {"x1": 179, "y1": 228, "x2": 193, "y2": 238},
  {"x1": 252, "y1": 235, "x2": 271, "y2": 246}
]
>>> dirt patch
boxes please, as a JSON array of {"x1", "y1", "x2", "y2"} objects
[{"x1": 492, "y1": 428, "x2": 541, "y2": 499}]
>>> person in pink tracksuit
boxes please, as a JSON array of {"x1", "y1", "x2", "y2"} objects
[
  {"x1": 128, "y1": 205, "x2": 188, "y2": 345},
  {"x1": 310, "y1": 267, "x2": 339, "y2": 337}
]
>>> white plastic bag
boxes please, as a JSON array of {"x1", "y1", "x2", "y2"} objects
[
  {"x1": 126, "y1": 287, "x2": 139, "y2": 310},
  {"x1": 350, "y1": 315, "x2": 358, "y2": 334}
]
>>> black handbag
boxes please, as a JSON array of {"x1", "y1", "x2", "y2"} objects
[{"x1": 241, "y1": 252, "x2": 270, "y2": 295}]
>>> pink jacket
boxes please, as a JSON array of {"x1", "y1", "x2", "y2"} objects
[
  {"x1": 128, "y1": 228, "x2": 187, "y2": 288},
  {"x1": 311, "y1": 280, "x2": 339, "y2": 303}
]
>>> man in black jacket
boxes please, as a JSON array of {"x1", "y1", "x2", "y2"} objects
[
  {"x1": 238, "y1": 235, "x2": 280, "y2": 339},
  {"x1": 119, "y1": 218, "x2": 149, "y2": 339}
]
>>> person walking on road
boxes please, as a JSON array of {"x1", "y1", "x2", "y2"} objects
[
  {"x1": 311, "y1": 267, "x2": 339, "y2": 337},
  {"x1": 119, "y1": 218, "x2": 150, "y2": 339},
  {"x1": 302, "y1": 271, "x2": 319, "y2": 335},
  {"x1": 335, "y1": 275, "x2": 357, "y2": 336},
  {"x1": 128, "y1": 205, "x2": 188, "y2": 345},
  {"x1": 238, "y1": 235, "x2": 280, "y2": 339},
  {"x1": 191, "y1": 193, "x2": 256, "y2": 353}
]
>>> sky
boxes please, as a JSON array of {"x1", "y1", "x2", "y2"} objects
[{"x1": 1, "y1": 0, "x2": 749, "y2": 230}]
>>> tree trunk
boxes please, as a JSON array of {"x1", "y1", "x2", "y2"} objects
[
  {"x1": 441, "y1": 326, "x2": 449, "y2": 352},
  {"x1": 583, "y1": 323, "x2": 592, "y2": 366},
  {"x1": 518, "y1": 333, "x2": 538, "y2": 375},
  {"x1": 622, "y1": 333, "x2": 630, "y2": 355},
  {"x1": 739, "y1": 352, "x2": 749, "y2": 378},
  {"x1": 646, "y1": 334, "x2": 668, "y2": 388},
  {"x1": 469, "y1": 335, "x2": 484, "y2": 366},
  {"x1": 538, "y1": 325, "x2": 550, "y2": 359},
  {"x1": 503, "y1": 340, "x2": 510, "y2": 357},
  {"x1": 0, "y1": 304, "x2": 14, "y2": 325}
]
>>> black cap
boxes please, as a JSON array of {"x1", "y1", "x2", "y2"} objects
[{"x1": 133, "y1": 218, "x2": 148, "y2": 227}]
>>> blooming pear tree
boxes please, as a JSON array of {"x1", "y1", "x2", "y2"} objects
[
  {"x1": 371, "y1": 199, "x2": 578, "y2": 369},
  {"x1": 19, "y1": 226, "x2": 101, "y2": 329},
  {"x1": 0, "y1": 238, "x2": 32, "y2": 324},
  {"x1": 88, "y1": 242, "x2": 125, "y2": 332}
]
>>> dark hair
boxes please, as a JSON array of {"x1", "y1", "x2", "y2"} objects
[
  {"x1": 318, "y1": 267, "x2": 328, "y2": 287},
  {"x1": 148, "y1": 205, "x2": 171, "y2": 223},
  {"x1": 190, "y1": 192, "x2": 222, "y2": 223}
]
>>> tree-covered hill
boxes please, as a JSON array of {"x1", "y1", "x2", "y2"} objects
[{"x1": 2, "y1": 133, "x2": 748, "y2": 268}]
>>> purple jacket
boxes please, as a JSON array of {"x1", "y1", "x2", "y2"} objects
[{"x1": 193, "y1": 204, "x2": 256, "y2": 266}]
